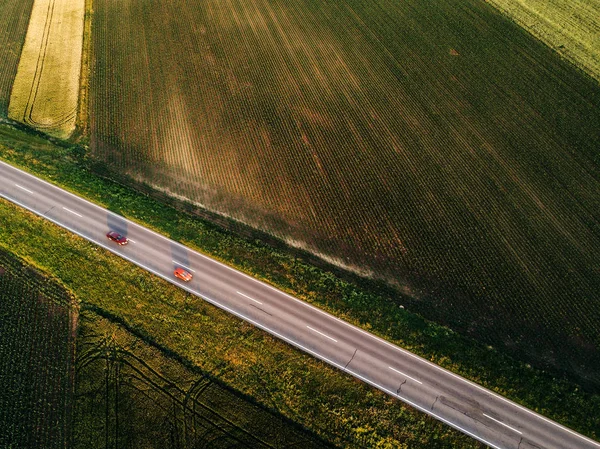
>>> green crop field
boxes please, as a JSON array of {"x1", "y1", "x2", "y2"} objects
[
  {"x1": 90, "y1": 0, "x2": 600, "y2": 386},
  {"x1": 0, "y1": 0, "x2": 34, "y2": 115},
  {"x1": 0, "y1": 248, "x2": 75, "y2": 448},
  {"x1": 485, "y1": 0, "x2": 600, "y2": 81}
]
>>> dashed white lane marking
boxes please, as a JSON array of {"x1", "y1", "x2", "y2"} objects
[
  {"x1": 15, "y1": 184, "x2": 34, "y2": 194},
  {"x1": 306, "y1": 326, "x2": 338, "y2": 343},
  {"x1": 389, "y1": 366, "x2": 423, "y2": 384},
  {"x1": 62, "y1": 206, "x2": 82, "y2": 218},
  {"x1": 172, "y1": 260, "x2": 195, "y2": 272},
  {"x1": 237, "y1": 291, "x2": 263, "y2": 305},
  {"x1": 128, "y1": 239, "x2": 136, "y2": 244},
  {"x1": 483, "y1": 414, "x2": 522, "y2": 434}
]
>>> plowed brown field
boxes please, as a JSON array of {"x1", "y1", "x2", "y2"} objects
[{"x1": 90, "y1": 0, "x2": 600, "y2": 385}]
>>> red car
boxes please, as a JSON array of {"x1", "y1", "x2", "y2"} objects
[
  {"x1": 106, "y1": 231, "x2": 128, "y2": 245},
  {"x1": 174, "y1": 267, "x2": 193, "y2": 282}
]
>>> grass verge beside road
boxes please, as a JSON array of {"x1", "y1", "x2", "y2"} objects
[{"x1": 0, "y1": 122, "x2": 599, "y2": 444}]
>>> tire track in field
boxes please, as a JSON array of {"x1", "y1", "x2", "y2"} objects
[
  {"x1": 22, "y1": 0, "x2": 56, "y2": 127},
  {"x1": 9, "y1": 0, "x2": 85, "y2": 138}
]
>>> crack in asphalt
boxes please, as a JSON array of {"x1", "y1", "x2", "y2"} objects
[
  {"x1": 249, "y1": 303, "x2": 272, "y2": 316},
  {"x1": 344, "y1": 348, "x2": 358, "y2": 370}
]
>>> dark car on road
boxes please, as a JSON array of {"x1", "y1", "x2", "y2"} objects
[{"x1": 106, "y1": 231, "x2": 128, "y2": 245}]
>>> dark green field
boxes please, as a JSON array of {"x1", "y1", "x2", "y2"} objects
[
  {"x1": 90, "y1": 0, "x2": 600, "y2": 385},
  {"x1": 0, "y1": 248, "x2": 75, "y2": 448},
  {"x1": 0, "y1": 0, "x2": 34, "y2": 115}
]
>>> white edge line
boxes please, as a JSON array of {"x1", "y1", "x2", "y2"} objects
[
  {"x1": 62, "y1": 206, "x2": 82, "y2": 218},
  {"x1": 2, "y1": 161, "x2": 599, "y2": 448},
  {"x1": 171, "y1": 260, "x2": 195, "y2": 272},
  {"x1": 306, "y1": 325, "x2": 338, "y2": 343},
  {"x1": 483, "y1": 414, "x2": 522, "y2": 435},
  {"x1": 15, "y1": 184, "x2": 34, "y2": 194},
  {"x1": 237, "y1": 291, "x2": 262, "y2": 305},
  {"x1": 389, "y1": 366, "x2": 423, "y2": 385}
]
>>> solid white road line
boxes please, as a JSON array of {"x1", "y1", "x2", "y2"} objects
[
  {"x1": 484, "y1": 414, "x2": 522, "y2": 435},
  {"x1": 389, "y1": 366, "x2": 423, "y2": 384},
  {"x1": 307, "y1": 326, "x2": 338, "y2": 343},
  {"x1": 237, "y1": 291, "x2": 263, "y2": 305},
  {"x1": 62, "y1": 206, "x2": 82, "y2": 218},
  {"x1": 172, "y1": 260, "x2": 195, "y2": 272},
  {"x1": 15, "y1": 184, "x2": 34, "y2": 194}
]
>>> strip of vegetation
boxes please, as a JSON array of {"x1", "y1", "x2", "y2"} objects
[
  {"x1": 0, "y1": 247, "x2": 75, "y2": 448},
  {"x1": 0, "y1": 0, "x2": 35, "y2": 115},
  {"x1": 0, "y1": 122, "x2": 598, "y2": 443}
]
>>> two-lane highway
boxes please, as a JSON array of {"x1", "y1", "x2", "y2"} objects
[{"x1": 1, "y1": 159, "x2": 598, "y2": 449}]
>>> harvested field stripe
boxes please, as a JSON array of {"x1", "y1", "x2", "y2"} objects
[{"x1": 8, "y1": 0, "x2": 85, "y2": 139}]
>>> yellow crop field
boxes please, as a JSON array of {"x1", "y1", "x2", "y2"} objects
[
  {"x1": 8, "y1": 0, "x2": 85, "y2": 139},
  {"x1": 485, "y1": 0, "x2": 600, "y2": 81},
  {"x1": 0, "y1": 0, "x2": 34, "y2": 116}
]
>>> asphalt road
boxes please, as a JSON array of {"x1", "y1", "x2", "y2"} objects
[{"x1": 1, "y1": 159, "x2": 598, "y2": 449}]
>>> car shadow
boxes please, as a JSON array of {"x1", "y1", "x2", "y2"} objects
[
  {"x1": 107, "y1": 213, "x2": 128, "y2": 236},
  {"x1": 171, "y1": 241, "x2": 190, "y2": 270}
]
